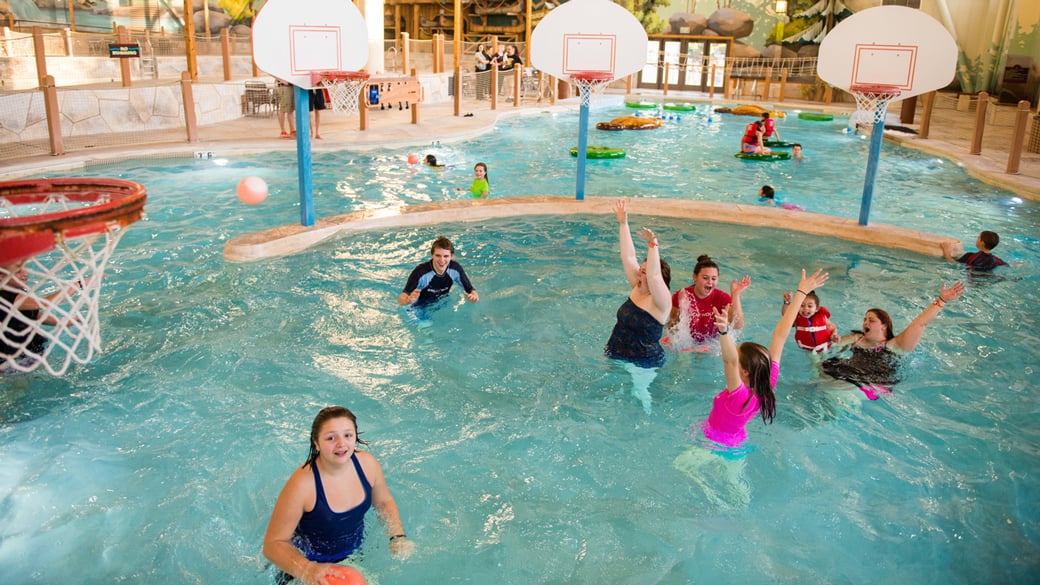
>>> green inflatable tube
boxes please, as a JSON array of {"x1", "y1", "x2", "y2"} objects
[
  {"x1": 662, "y1": 103, "x2": 696, "y2": 111},
  {"x1": 798, "y1": 112, "x2": 834, "y2": 121},
  {"x1": 763, "y1": 139, "x2": 795, "y2": 147},
  {"x1": 571, "y1": 146, "x2": 626, "y2": 159},
  {"x1": 734, "y1": 151, "x2": 791, "y2": 161},
  {"x1": 625, "y1": 101, "x2": 658, "y2": 109}
]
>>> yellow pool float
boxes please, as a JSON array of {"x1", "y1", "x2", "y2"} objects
[{"x1": 595, "y1": 116, "x2": 664, "y2": 131}]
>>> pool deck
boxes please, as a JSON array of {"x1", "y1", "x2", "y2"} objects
[{"x1": 3, "y1": 91, "x2": 1037, "y2": 262}]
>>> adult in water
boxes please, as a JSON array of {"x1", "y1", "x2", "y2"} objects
[
  {"x1": 667, "y1": 255, "x2": 749, "y2": 349},
  {"x1": 820, "y1": 281, "x2": 966, "y2": 399},
  {"x1": 604, "y1": 199, "x2": 672, "y2": 414},
  {"x1": 264, "y1": 406, "x2": 414, "y2": 585}
]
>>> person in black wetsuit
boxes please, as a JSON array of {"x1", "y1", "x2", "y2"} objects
[
  {"x1": 941, "y1": 230, "x2": 1023, "y2": 272},
  {"x1": 1, "y1": 262, "x2": 61, "y2": 367},
  {"x1": 821, "y1": 281, "x2": 966, "y2": 399},
  {"x1": 398, "y1": 237, "x2": 478, "y2": 307},
  {"x1": 264, "y1": 407, "x2": 414, "y2": 585},
  {"x1": 604, "y1": 199, "x2": 672, "y2": 413}
]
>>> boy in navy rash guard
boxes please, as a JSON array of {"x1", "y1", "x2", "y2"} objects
[
  {"x1": 942, "y1": 230, "x2": 1022, "y2": 272},
  {"x1": 398, "y1": 236, "x2": 479, "y2": 307}
]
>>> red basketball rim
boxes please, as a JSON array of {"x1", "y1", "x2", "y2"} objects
[
  {"x1": 849, "y1": 84, "x2": 901, "y2": 97},
  {"x1": 0, "y1": 178, "x2": 147, "y2": 265},
  {"x1": 571, "y1": 71, "x2": 614, "y2": 83},
  {"x1": 311, "y1": 71, "x2": 371, "y2": 86}
]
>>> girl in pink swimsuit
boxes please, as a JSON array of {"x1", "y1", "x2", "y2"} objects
[{"x1": 700, "y1": 268, "x2": 831, "y2": 448}]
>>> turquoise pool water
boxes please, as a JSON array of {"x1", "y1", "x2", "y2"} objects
[{"x1": 2, "y1": 104, "x2": 1039, "y2": 583}]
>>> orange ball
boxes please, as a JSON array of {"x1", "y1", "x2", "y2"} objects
[
  {"x1": 407, "y1": 153, "x2": 420, "y2": 165},
  {"x1": 325, "y1": 566, "x2": 366, "y2": 585},
  {"x1": 236, "y1": 176, "x2": 268, "y2": 205}
]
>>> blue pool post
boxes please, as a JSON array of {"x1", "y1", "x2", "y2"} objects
[
  {"x1": 575, "y1": 92, "x2": 591, "y2": 200},
  {"x1": 294, "y1": 85, "x2": 315, "y2": 226},
  {"x1": 858, "y1": 113, "x2": 885, "y2": 226}
]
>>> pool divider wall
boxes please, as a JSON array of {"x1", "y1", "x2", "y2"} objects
[{"x1": 222, "y1": 196, "x2": 962, "y2": 262}]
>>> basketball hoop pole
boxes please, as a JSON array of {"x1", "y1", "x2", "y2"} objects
[
  {"x1": 293, "y1": 85, "x2": 316, "y2": 226},
  {"x1": 575, "y1": 91, "x2": 591, "y2": 200},
  {"x1": 858, "y1": 114, "x2": 885, "y2": 226},
  {"x1": 852, "y1": 85, "x2": 900, "y2": 226}
]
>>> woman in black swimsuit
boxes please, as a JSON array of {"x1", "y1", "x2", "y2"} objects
[
  {"x1": 821, "y1": 280, "x2": 965, "y2": 398},
  {"x1": 604, "y1": 199, "x2": 672, "y2": 413}
]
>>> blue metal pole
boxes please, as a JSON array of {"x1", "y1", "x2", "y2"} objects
[
  {"x1": 858, "y1": 115, "x2": 885, "y2": 226},
  {"x1": 294, "y1": 85, "x2": 315, "y2": 227},
  {"x1": 575, "y1": 93, "x2": 590, "y2": 200}
]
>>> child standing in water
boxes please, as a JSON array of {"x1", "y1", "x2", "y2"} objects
[
  {"x1": 468, "y1": 162, "x2": 490, "y2": 198},
  {"x1": 782, "y1": 289, "x2": 839, "y2": 353},
  {"x1": 701, "y1": 269, "x2": 830, "y2": 448},
  {"x1": 672, "y1": 269, "x2": 830, "y2": 510}
]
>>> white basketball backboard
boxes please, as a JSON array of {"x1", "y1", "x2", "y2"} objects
[
  {"x1": 530, "y1": 0, "x2": 648, "y2": 83},
  {"x1": 818, "y1": 5, "x2": 956, "y2": 98},
  {"x1": 252, "y1": 0, "x2": 369, "y2": 89}
]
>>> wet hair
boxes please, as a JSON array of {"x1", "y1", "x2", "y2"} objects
[
  {"x1": 761, "y1": 112, "x2": 770, "y2": 119},
  {"x1": 803, "y1": 290, "x2": 820, "y2": 306},
  {"x1": 980, "y1": 230, "x2": 999, "y2": 250},
  {"x1": 792, "y1": 143, "x2": 802, "y2": 148},
  {"x1": 866, "y1": 308, "x2": 895, "y2": 340},
  {"x1": 761, "y1": 185, "x2": 775, "y2": 199},
  {"x1": 304, "y1": 406, "x2": 368, "y2": 468},
  {"x1": 738, "y1": 342, "x2": 776, "y2": 424},
  {"x1": 692, "y1": 254, "x2": 719, "y2": 277},
  {"x1": 424, "y1": 154, "x2": 438, "y2": 165},
  {"x1": 431, "y1": 236, "x2": 455, "y2": 255},
  {"x1": 655, "y1": 258, "x2": 672, "y2": 288},
  {"x1": 474, "y1": 162, "x2": 489, "y2": 181}
]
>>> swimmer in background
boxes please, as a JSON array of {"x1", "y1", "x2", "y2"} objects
[
  {"x1": 263, "y1": 407, "x2": 414, "y2": 585},
  {"x1": 782, "y1": 289, "x2": 839, "y2": 353},
  {"x1": 423, "y1": 154, "x2": 445, "y2": 168},
  {"x1": 466, "y1": 162, "x2": 490, "y2": 198},
  {"x1": 701, "y1": 269, "x2": 831, "y2": 447},
  {"x1": 820, "y1": 281, "x2": 966, "y2": 400},
  {"x1": 940, "y1": 230, "x2": 1024, "y2": 272},
  {"x1": 791, "y1": 143, "x2": 806, "y2": 159},
  {"x1": 604, "y1": 199, "x2": 672, "y2": 414},
  {"x1": 398, "y1": 236, "x2": 479, "y2": 307},
  {"x1": 667, "y1": 255, "x2": 750, "y2": 350},
  {"x1": 758, "y1": 185, "x2": 804, "y2": 211}
]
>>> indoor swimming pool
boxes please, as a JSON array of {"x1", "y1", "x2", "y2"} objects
[{"x1": 2, "y1": 103, "x2": 1038, "y2": 584}]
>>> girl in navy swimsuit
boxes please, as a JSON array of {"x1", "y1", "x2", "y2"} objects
[{"x1": 264, "y1": 407, "x2": 414, "y2": 584}]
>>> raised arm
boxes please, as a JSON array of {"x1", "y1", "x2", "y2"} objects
[
  {"x1": 768, "y1": 269, "x2": 829, "y2": 363},
  {"x1": 728, "y1": 275, "x2": 750, "y2": 330},
  {"x1": 713, "y1": 306, "x2": 742, "y2": 392},
  {"x1": 636, "y1": 227, "x2": 672, "y2": 317},
  {"x1": 890, "y1": 281, "x2": 964, "y2": 353},
  {"x1": 615, "y1": 199, "x2": 640, "y2": 288}
]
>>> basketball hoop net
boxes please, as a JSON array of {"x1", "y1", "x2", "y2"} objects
[
  {"x1": 850, "y1": 84, "x2": 901, "y2": 126},
  {"x1": 1, "y1": 179, "x2": 146, "y2": 375},
  {"x1": 571, "y1": 71, "x2": 613, "y2": 107},
  {"x1": 313, "y1": 71, "x2": 370, "y2": 115}
]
